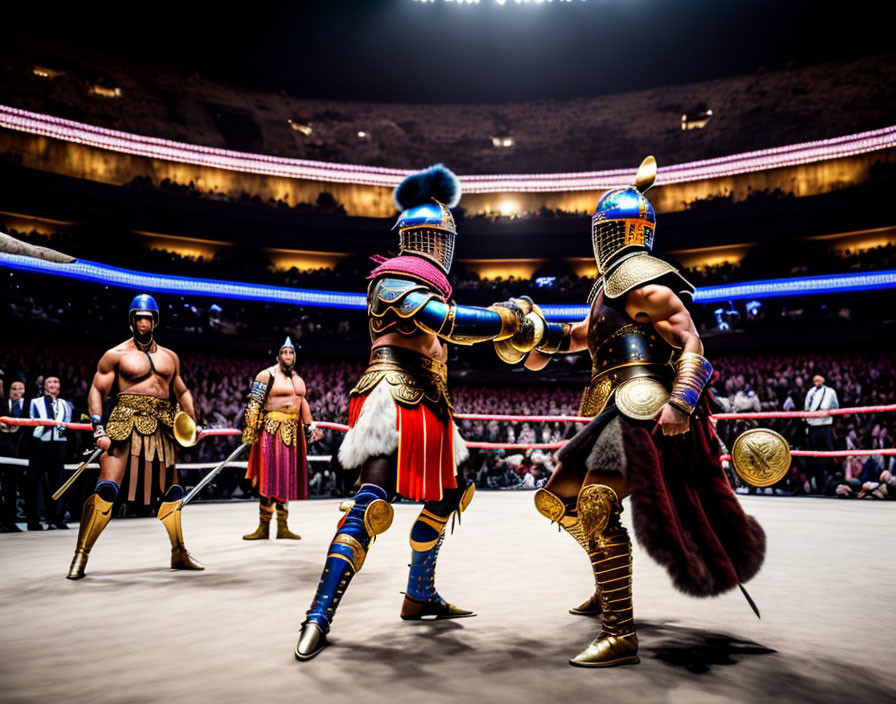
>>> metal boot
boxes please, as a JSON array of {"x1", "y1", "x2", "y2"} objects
[
  {"x1": 66, "y1": 493, "x2": 114, "y2": 580},
  {"x1": 275, "y1": 501, "x2": 301, "y2": 540},
  {"x1": 243, "y1": 501, "x2": 273, "y2": 540},
  {"x1": 295, "y1": 484, "x2": 393, "y2": 661},
  {"x1": 158, "y1": 497, "x2": 204, "y2": 571},
  {"x1": 534, "y1": 488, "x2": 603, "y2": 617},
  {"x1": 569, "y1": 484, "x2": 638, "y2": 667}
]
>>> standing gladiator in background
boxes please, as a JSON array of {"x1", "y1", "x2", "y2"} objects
[
  {"x1": 526, "y1": 157, "x2": 766, "y2": 667},
  {"x1": 241, "y1": 337, "x2": 323, "y2": 541},
  {"x1": 295, "y1": 165, "x2": 551, "y2": 661},
  {"x1": 66, "y1": 294, "x2": 203, "y2": 579}
]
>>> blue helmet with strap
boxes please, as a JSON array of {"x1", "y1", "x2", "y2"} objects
[{"x1": 129, "y1": 294, "x2": 160, "y2": 329}]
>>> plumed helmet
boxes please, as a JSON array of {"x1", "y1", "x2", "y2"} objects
[
  {"x1": 592, "y1": 156, "x2": 657, "y2": 275},
  {"x1": 128, "y1": 293, "x2": 160, "y2": 329},
  {"x1": 393, "y1": 163, "x2": 461, "y2": 274}
]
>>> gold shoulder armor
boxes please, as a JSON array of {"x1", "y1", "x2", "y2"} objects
[{"x1": 603, "y1": 253, "x2": 695, "y2": 301}]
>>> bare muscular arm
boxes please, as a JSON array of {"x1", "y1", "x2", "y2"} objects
[
  {"x1": 169, "y1": 351, "x2": 195, "y2": 421},
  {"x1": 88, "y1": 350, "x2": 118, "y2": 418},
  {"x1": 626, "y1": 284, "x2": 702, "y2": 435},
  {"x1": 524, "y1": 315, "x2": 590, "y2": 371}
]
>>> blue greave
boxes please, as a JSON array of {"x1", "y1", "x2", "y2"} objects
[
  {"x1": 304, "y1": 484, "x2": 389, "y2": 632},
  {"x1": 406, "y1": 508, "x2": 449, "y2": 602}
]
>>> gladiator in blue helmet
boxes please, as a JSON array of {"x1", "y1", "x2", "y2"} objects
[
  {"x1": 393, "y1": 163, "x2": 461, "y2": 273},
  {"x1": 128, "y1": 294, "x2": 160, "y2": 348},
  {"x1": 591, "y1": 156, "x2": 658, "y2": 275}
]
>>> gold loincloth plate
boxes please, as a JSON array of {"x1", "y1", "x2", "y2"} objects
[{"x1": 731, "y1": 428, "x2": 792, "y2": 487}]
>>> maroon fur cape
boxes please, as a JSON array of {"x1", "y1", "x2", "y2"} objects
[{"x1": 622, "y1": 407, "x2": 766, "y2": 597}]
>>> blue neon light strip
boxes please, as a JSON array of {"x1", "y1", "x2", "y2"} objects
[
  {"x1": 2, "y1": 253, "x2": 894, "y2": 321},
  {"x1": 693, "y1": 270, "x2": 896, "y2": 303},
  {"x1": 0, "y1": 253, "x2": 366, "y2": 310}
]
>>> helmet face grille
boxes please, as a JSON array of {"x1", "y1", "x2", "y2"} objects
[
  {"x1": 592, "y1": 219, "x2": 654, "y2": 273},
  {"x1": 400, "y1": 228, "x2": 456, "y2": 272}
]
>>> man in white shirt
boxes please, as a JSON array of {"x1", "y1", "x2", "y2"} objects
[
  {"x1": 804, "y1": 374, "x2": 839, "y2": 493},
  {"x1": 26, "y1": 376, "x2": 73, "y2": 530}
]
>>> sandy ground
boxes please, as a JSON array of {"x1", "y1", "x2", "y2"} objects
[{"x1": 0, "y1": 493, "x2": 894, "y2": 704}]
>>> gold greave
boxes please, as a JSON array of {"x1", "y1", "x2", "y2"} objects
[
  {"x1": 569, "y1": 484, "x2": 638, "y2": 668},
  {"x1": 275, "y1": 502, "x2": 301, "y2": 540},
  {"x1": 158, "y1": 501, "x2": 204, "y2": 571},
  {"x1": 243, "y1": 502, "x2": 274, "y2": 540},
  {"x1": 533, "y1": 488, "x2": 602, "y2": 616},
  {"x1": 66, "y1": 494, "x2": 114, "y2": 580}
]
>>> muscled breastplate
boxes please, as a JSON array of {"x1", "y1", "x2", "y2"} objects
[{"x1": 579, "y1": 290, "x2": 678, "y2": 418}]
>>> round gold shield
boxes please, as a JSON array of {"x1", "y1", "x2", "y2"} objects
[{"x1": 731, "y1": 429, "x2": 791, "y2": 487}]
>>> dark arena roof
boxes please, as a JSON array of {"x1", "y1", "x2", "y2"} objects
[{"x1": 3, "y1": 34, "x2": 895, "y2": 173}]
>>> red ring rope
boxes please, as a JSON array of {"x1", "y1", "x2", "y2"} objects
[{"x1": 3, "y1": 404, "x2": 894, "y2": 456}]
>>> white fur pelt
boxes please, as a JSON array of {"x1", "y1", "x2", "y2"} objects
[
  {"x1": 453, "y1": 424, "x2": 469, "y2": 467},
  {"x1": 338, "y1": 382, "x2": 399, "y2": 469},
  {"x1": 337, "y1": 380, "x2": 470, "y2": 470}
]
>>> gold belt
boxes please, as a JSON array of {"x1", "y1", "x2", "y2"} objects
[
  {"x1": 106, "y1": 394, "x2": 176, "y2": 441},
  {"x1": 351, "y1": 346, "x2": 451, "y2": 410},
  {"x1": 262, "y1": 410, "x2": 300, "y2": 447}
]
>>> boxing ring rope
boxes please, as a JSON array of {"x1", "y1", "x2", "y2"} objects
[{"x1": 3, "y1": 402, "x2": 895, "y2": 461}]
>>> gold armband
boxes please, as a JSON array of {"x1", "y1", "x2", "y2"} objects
[{"x1": 668, "y1": 352, "x2": 713, "y2": 415}]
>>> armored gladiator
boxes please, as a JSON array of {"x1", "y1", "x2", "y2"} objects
[
  {"x1": 526, "y1": 158, "x2": 766, "y2": 667},
  {"x1": 66, "y1": 294, "x2": 203, "y2": 579},
  {"x1": 295, "y1": 165, "x2": 558, "y2": 660},
  {"x1": 241, "y1": 337, "x2": 322, "y2": 540}
]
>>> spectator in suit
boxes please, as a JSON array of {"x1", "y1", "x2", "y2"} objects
[
  {"x1": 0, "y1": 379, "x2": 28, "y2": 532},
  {"x1": 26, "y1": 376, "x2": 73, "y2": 530},
  {"x1": 804, "y1": 373, "x2": 839, "y2": 493}
]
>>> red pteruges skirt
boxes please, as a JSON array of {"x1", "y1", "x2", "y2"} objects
[{"x1": 348, "y1": 392, "x2": 457, "y2": 502}]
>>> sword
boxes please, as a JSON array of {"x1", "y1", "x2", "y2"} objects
[
  {"x1": 159, "y1": 442, "x2": 248, "y2": 520},
  {"x1": 52, "y1": 447, "x2": 103, "y2": 501}
]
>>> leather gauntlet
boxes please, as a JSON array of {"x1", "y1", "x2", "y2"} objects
[
  {"x1": 493, "y1": 297, "x2": 547, "y2": 364},
  {"x1": 668, "y1": 352, "x2": 713, "y2": 415}
]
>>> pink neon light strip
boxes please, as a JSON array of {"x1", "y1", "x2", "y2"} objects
[{"x1": 2, "y1": 104, "x2": 894, "y2": 192}]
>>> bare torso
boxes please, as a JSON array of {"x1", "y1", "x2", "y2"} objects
[
  {"x1": 115, "y1": 342, "x2": 178, "y2": 398},
  {"x1": 261, "y1": 366, "x2": 309, "y2": 414}
]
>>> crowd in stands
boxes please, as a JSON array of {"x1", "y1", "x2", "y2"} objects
[{"x1": 2, "y1": 335, "x2": 893, "y2": 528}]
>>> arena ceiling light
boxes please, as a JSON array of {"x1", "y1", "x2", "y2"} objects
[
  {"x1": 3, "y1": 104, "x2": 893, "y2": 193},
  {"x1": 2, "y1": 249, "x2": 894, "y2": 321}
]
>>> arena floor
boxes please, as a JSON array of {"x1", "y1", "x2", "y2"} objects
[{"x1": 0, "y1": 493, "x2": 893, "y2": 704}]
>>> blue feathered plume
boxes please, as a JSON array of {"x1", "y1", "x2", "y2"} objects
[{"x1": 393, "y1": 163, "x2": 461, "y2": 211}]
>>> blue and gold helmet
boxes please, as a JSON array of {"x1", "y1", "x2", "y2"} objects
[
  {"x1": 393, "y1": 164, "x2": 461, "y2": 273},
  {"x1": 592, "y1": 156, "x2": 658, "y2": 274},
  {"x1": 128, "y1": 293, "x2": 160, "y2": 329}
]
